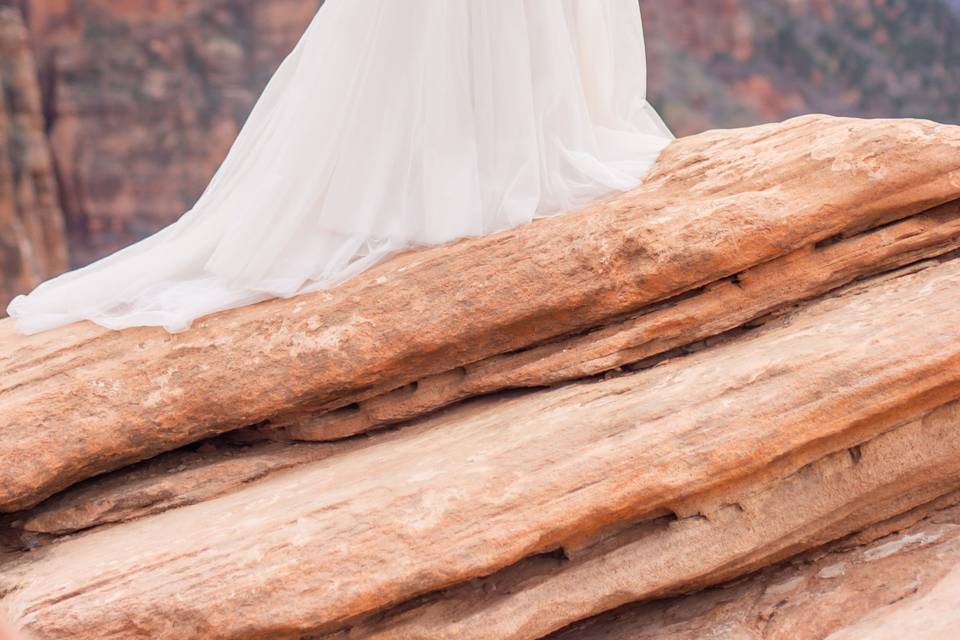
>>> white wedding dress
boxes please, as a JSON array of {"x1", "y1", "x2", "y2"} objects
[{"x1": 7, "y1": 0, "x2": 673, "y2": 335}]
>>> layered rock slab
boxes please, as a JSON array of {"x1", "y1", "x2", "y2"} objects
[
  {"x1": 10, "y1": 440, "x2": 352, "y2": 538},
  {"x1": 2, "y1": 115, "x2": 960, "y2": 513},
  {"x1": 342, "y1": 395, "x2": 960, "y2": 640},
  {"x1": 268, "y1": 199, "x2": 960, "y2": 442},
  {"x1": 3, "y1": 243, "x2": 960, "y2": 638},
  {"x1": 550, "y1": 496, "x2": 960, "y2": 640},
  {"x1": 7, "y1": 198, "x2": 959, "y2": 541}
]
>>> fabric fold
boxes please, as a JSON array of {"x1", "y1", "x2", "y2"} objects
[{"x1": 8, "y1": 0, "x2": 674, "y2": 335}]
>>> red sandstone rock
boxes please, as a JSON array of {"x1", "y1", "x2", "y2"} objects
[
  {"x1": 0, "y1": 115, "x2": 959, "y2": 639},
  {"x1": 266, "y1": 199, "x2": 960, "y2": 442},
  {"x1": 4, "y1": 200, "x2": 957, "y2": 544},
  {"x1": 13, "y1": 440, "x2": 351, "y2": 536},
  {"x1": 551, "y1": 495, "x2": 960, "y2": 640},
  {"x1": 1, "y1": 116, "x2": 958, "y2": 514},
  {"x1": 3, "y1": 244, "x2": 960, "y2": 639}
]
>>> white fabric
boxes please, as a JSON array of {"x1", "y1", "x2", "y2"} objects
[{"x1": 8, "y1": 0, "x2": 673, "y2": 335}]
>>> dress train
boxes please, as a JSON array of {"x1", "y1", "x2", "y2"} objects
[{"x1": 7, "y1": 0, "x2": 673, "y2": 335}]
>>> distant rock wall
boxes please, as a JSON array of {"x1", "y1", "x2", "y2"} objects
[
  {"x1": 642, "y1": 0, "x2": 960, "y2": 134},
  {"x1": 0, "y1": 6, "x2": 65, "y2": 311}
]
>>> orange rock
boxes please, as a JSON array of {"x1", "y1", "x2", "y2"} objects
[
  {"x1": 3, "y1": 236, "x2": 960, "y2": 639},
  {"x1": 1, "y1": 116, "x2": 959, "y2": 514},
  {"x1": 552, "y1": 495, "x2": 960, "y2": 640},
  {"x1": 8, "y1": 205, "x2": 960, "y2": 543},
  {"x1": 267, "y1": 199, "x2": 960, "y2": 443},
  {"x1": 14, "y1": 440, "x2": 350, "y2": 536}
]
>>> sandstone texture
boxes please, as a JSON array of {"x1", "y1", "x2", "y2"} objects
[
  {"x1": 0, "y1": 7, "x2": 66, "y2": 310},
  {"x1": 0, "y1": 115, "x2": 958, "y2": 638},
  {"x1": 551, "y1": 495, "x2": 960, "y2": 640},
  {"x1": 2, "y1": 115, "x2": 959, "y2": 513}
]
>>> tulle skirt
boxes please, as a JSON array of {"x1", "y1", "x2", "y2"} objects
[{"x1": 7, "y1": 0, "x2": 673, "y2": 335}]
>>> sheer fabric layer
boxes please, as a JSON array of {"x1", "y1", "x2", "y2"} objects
[{"x1": 8, "y1": 0, "x2": 673, "y2": 334}]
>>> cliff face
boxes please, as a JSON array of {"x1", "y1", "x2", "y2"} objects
[
  {"x1": 1, "y1": 115, "x2": 959, "y2": 639},
  {"x1": 0, "y1": 7, "x2": 65, "y2": 311}
]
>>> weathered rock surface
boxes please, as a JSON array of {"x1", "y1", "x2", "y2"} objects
[
  {"x1": 550, "y1": 494, "x2": 960, "y2": 640},
  {"x1": 2, "y1": 115, "x2": 959, "y2": 514},
  {"x1": 0, "y1": 7, "x2": 67, "y2": 310},
  {"x1": 1, "y1": 115, "x2": 960, "y2": 639},
  {"x1": 3, "y1": 230, "x2": 960, "y2": 638},
  {"x1": 265, "y1": 198, "x2": 960, "y2": 443},
  {"x1": 11, "y1": 439, "x2": 350, "y2": 537}
]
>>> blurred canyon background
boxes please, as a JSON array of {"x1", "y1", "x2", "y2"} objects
[{"x1": 0, "y1": 0, "x2": 958, "y2": 309}]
